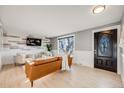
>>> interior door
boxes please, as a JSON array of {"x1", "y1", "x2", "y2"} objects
[{"x1": 94, "y1": 29, "x2": 117, "y2": 72}]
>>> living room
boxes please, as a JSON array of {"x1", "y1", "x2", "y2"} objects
[{"x1": 0, "y1": 4, "x2": 124, "y2": 89}]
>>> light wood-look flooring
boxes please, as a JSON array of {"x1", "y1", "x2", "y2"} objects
[{"x1": 0, "y1": 64, "x2": 123, "y2": 88}]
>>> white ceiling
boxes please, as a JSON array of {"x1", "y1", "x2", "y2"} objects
[{"x1": 0, "y1": 5, "x2": 124, "y2": 38}]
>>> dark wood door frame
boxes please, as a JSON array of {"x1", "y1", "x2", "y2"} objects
[
  {"x1": 94, "y1": 29, "x2": 117, "y2": 72},
  {"x1": 92, "y1": 26, "x2": 120, "y2": 74}
]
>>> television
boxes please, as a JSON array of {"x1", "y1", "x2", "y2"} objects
[{"x1": 26, "y1": 38, "x2": 41, "y2": 46}]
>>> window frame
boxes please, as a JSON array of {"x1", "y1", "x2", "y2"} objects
[{"x1": 57, "y1": 34, "x2": 75, "y2": 54}]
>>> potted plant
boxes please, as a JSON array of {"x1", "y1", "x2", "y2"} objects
[
  {"x1": 46, "y1": 44, "x2": 52, "y2": 56},
  {"x1": 46, "y1": 44, "x2": 52, "y2": 52}
]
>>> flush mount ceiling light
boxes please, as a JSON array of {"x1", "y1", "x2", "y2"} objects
[{"x1": 93, "y1": 5, "x2": 106, "y2": 14}]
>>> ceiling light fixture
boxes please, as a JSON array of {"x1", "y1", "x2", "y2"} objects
[{"x1": 93, "y1": 5, "x2": 106, "y2": 14}]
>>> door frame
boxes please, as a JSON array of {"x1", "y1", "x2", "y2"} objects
[{"x1": 92, "y1": 25, "x2": 121, "y2": 74}]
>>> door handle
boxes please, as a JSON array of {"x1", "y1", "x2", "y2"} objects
[{"x1": 94, "y1": 50, "x2": 96, "y2": 54}]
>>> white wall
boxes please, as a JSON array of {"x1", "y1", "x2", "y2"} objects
[
  {"x1": 74, "y1": 29, "x2": 93, "y2": 68},
  {"x1": 0, "y1": 25, "x2": 3, "y2": 49},
  {"x1": 120, "y1": 13, "x2": 124, "y2": 47},
  {"x1": 73, "y1": 50, "x2": 93, "y2": 67},
  {"x1": 120, "y1": 12, "x2": 124, "y2": 85},
  {"x1": 0, "y1": 24, "x2": 3, "y2": 70}
]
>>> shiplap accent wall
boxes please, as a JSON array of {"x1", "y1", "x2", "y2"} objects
[
  {"x1": 0, "y1": 31, "x2": 51, "y2": 65},
  {"x1": 3, "y1": 32, "x2": 27, "y2": 49}
]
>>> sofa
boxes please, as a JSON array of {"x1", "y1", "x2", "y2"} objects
[
  {"x1": 25, "y1": 56, "x2": 73, "y2": 87},
  {"x1": 15, "y1": 51, "x2": 45, "y2": 65},
  {"x1": 15, "y1": 53, "x2": 26, "y2": 65},
  {"x1": 25, "y1": 56, "x2": 62, "y2": 87}
]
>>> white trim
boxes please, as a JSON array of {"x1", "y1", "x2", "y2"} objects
[
  {"x1": 92, "y1": 25, "x2": 121, "y2": 74},
  {"x1": 57, "y1": 34, "x2": 75, "y2": 54}
]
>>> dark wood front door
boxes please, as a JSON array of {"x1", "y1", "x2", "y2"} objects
[{"x1": 94, "y1": 29, "x2": 117, "y2": 72}]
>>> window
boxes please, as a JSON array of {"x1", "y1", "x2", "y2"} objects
[{"x1": 58, "y1": 35, "x2": 74, "y2": 55}]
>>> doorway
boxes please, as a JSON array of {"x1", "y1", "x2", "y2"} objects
[{"x1": 94, "y1": 29, "x2": 117, "y2": 72}]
